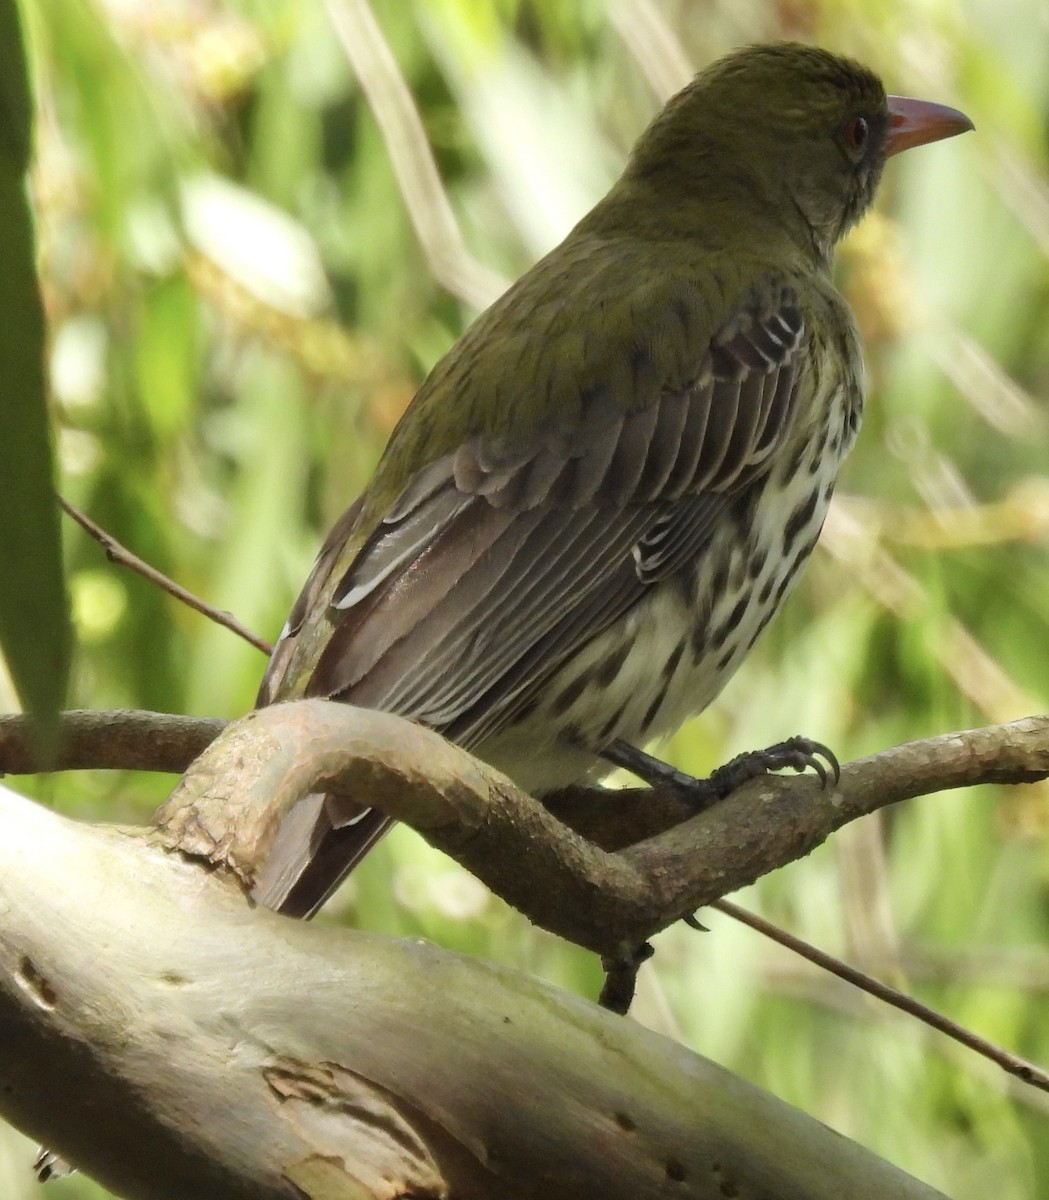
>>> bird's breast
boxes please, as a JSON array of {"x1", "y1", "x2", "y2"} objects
[{"x1": 475, "y1": 379, "x2": 857, "y2": 798}]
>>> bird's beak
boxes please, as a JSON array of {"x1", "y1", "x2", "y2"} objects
[{"x1": 885, "y1": 96, "x2": 974, "y2": 157}]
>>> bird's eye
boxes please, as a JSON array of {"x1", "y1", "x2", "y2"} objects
[{"x1": 843, "y1": 116, "x2": 870, "y2": 158}]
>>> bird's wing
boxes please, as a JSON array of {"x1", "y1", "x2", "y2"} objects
[
  {"x1": 296, "y1": 284, "x2": 805, "y2": 738},
  {"x1": 254, "y1": 281, "x2": 808, "y2": 916}
]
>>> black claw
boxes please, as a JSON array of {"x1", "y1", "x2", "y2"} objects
[
  {"x1": 683, "y1": 912, "x2": 709, "y2": 932},
  {"x1": 752, "y1": 735, "x2": 840, "y2": 789},
  {"x1": 821, "y1": 742, "x2": 842, "y2": 784}
]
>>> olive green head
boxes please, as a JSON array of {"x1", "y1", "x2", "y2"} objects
[{"x1": 619, "y1": 43, "x2": 969, "y2": 258}]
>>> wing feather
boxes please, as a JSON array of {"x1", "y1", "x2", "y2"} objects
[
  {"x1": 255, "y1": 280, "x2": 816, "y2": 915},
  {"x1": 262, "y1": 283, "x2": 809, "y2": 747}
]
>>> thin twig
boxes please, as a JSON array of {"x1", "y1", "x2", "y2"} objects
[
  {"x1": 58, "y1": 495, "x2": 272, "y2": 656},
  {"x1": 712, "y1": 898, "x2": 1049, "y2": 1095}
]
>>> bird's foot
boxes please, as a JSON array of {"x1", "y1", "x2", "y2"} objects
[
  {"x1": 702, "y1": 735, "x2": 840, "y2": 803},
  {"x1": 602, "y1": 735, "x2": 839, "y2": 812},
  {"x1": 599, "y1": 941, "x2": 654, "y2": 1014}
]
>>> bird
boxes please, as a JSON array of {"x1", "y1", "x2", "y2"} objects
[{"x1": 253, "y1": 43, "x2": 972, "y2": 918}]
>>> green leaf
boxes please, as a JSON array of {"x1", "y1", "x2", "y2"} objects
[{"x1": 0, "y1": 0, "x2": 71, "y2": 752}]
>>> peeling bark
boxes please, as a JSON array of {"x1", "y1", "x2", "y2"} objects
[
  {"x1": 1, "y1": 704, "x2": 1044, "y2": 1196},
  {"x1": 0, "y1": 781, "x2": 947, "y2": 1199}
]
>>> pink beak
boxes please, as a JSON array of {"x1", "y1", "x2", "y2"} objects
[{"x1": 885, "y1": 95, "x2": 974, "y2": 157}]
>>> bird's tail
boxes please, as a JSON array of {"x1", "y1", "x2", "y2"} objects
[{"x1": 252, "y1": 792, "x2": 393, "y2": 918}]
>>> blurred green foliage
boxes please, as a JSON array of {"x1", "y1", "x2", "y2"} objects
[{"x1": 7, "y1": 0, "x2": 1049, "y2": 1196}]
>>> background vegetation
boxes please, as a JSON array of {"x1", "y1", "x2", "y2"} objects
[{"x1": 6, "y1": 0, "x2": 1049, "y2": 1195}]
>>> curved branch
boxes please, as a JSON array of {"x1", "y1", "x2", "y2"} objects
[
  {"x1": 1, "y1": 703, "x2": 1043, "y2": 1193},
  {"x1": 151, "y1": 702, "x2": 1049, "y2": 958},
  {"x1": 4, "y1": 703, "x2": 1047, "y2": 957},
  {"x1": 3, "y1": 704, "x2": 1047, "y2": 955}
]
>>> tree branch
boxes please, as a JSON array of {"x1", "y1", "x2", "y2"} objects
[
  {"x1": 0, "y1": 780, "x2": 949, "y2": 1200},
  {"x1": 6, "y1": 703, "x2": 1048, "y2": 1102},
  {"x1": 3, "y1": 704, "x2": 1046, "y2": 956},
  {"x1": 150, "y1": 702, "x2": 1049, "y2": 959},
  {"x1": 0, "y1": 708, "x2": 227, "y2": 774},
  {"x1": 712, "y1": 899, "x2": 1049, "y2": 1093}
]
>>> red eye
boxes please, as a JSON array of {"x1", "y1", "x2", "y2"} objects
[{"x1": 843, "y1": 116, "x2": 870, "y2": 156}]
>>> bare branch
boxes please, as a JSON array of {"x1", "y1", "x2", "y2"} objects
[
  {"x1": 0, "y1": 708, "x2": 226, "y2": 774},
  {"x1": 0, "y1": 780, "x2": 947, "y2": 1200},
  {"x1": 7, "y1": 702, "x2": 1049, "y2": 1101},
  {"x1": 153, "y1": 702, "x2": 1049, "y2": 960}
]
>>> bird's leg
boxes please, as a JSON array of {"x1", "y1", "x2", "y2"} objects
[
  {"x1": 601, "y1": 735, "x2": 840, "y2": 812},
  {"x1": 599, "y1": 941, "x2": 654, "y2": 1014}
]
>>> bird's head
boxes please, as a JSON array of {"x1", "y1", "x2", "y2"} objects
[{"x1": 621, "y1": 43, "x2": 972, "y2": 261}]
